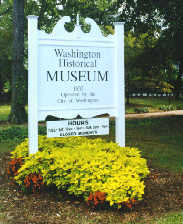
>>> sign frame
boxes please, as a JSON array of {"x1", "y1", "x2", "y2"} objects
[{"x1": 27, "y1": 15, "x2": 125, "y2": 154}]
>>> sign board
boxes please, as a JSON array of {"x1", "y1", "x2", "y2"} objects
[
  {"x1": 47, "y1": 118, "x2": 109, "y2": 138},
  {"x1": 38, "y1": 46, "x2": 115, "y2": 110},
  {"x1": 27, "y1": 15, "x2": 125, "y2": 154}
]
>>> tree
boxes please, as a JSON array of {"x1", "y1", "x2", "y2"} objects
[
  {"x1": 4, "y1": 0, "x2": 181, "y2": 124},
  {"x1": 32, "y1": 0, "x2": 118, "y2": 33},
  {"x1": 9, "y1": 0, "x2": 27, "y2": 123},
  {"x1": 7, "y1": 0, "x2": 122, "y2": 124},
  {"x1": 1, "y1": 0, "x2": 120, "y2": 123},
  {"x1": 118, "y1": 0, "x2": 183, "y2": 98},
  {"x1": 0, "y1": 0, "x2": 13, "y2": 102},
  {"x1": 125, "y1": 31, "x2": 143, "y2": 103},
  {"x1": 155, "y1": 0, "x2": 183, "y2": 98},
  {"x1": 124, "y1": 29, "x2": 176, "y2": 103}
]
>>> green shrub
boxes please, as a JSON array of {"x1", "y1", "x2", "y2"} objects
[
  {"x1": 159, "y1": 105, "x2": 167, "y2": 111},
  {"x1": 11, "y1": 136, "x2": 149, "y2": 209},
  {"x1": 0, "y1": 126, "x2": 28, "y2": 142},
  {"x1": 0, "y1": 126, "x2": 47, "y2": 143},
  {"x1": 159, "y1": 105, "x2": 175, "y2": 111},
  {"x1": 141, "y1": 107, "x2": 149, "y2": 113},
  {"x1": 134, "y1": 107, "x2": 149, "y2": 113},
  {"x1": 166, "y1": 105, "x2": 174, "y2": 111},
  {"x1": 134, "y1": 108, "x2": 141, "y2": 113},
  {"x1": 176, "y1": 104, "x2": 183, "y2": 110}
]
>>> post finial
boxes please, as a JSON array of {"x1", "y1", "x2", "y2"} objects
[{"x1": 77, "y1": 14, "x2": 79, "y2": 25}]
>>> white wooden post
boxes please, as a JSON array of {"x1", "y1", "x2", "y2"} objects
[
  {"x1": 75, "y1": 14, "x2": 81, "y2": 38},
  {"x1": 27, "y1": 16, "x2": 39, "y2": 154},
  {"x1": 115, "y1": 22, "x2": 125, "y2": 147}
]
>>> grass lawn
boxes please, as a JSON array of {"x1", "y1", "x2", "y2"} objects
[
  {"x1": 125, "y1": 116, "x2": 183, "y2": 174},
  {"x1": 150, "y1": 211, "x2": 183, "y2": 224},
  {"x1": 125, "y1": 96, "x2": 183, "y2": 113},
  {"x1": 0, "y1": 101, "x2": 182, "y2": 223},
  {"x1": 0, "y1": 97, "x2": 183, "y2": 121},
  {"x1": 0, "y1": 104, "x2": 11, "y2": 121},
  {"x1": 0, "y1": 104, "x2": 28, "y2": 122}
]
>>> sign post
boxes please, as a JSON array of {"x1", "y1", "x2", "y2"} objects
[
  {"x1": 27, "y1": 16, "x2": 39, "y2": 155},
  {"x1": 115, "y1": 22, "x2": 125, "y2": 147},
  {"x1": 27, "y1": 15, "x2": 125, "y2": 154}
]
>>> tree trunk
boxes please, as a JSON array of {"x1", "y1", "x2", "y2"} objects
[
  {"x1": 0, "y1": 64, "x2": 4, "y2": 103},
  {"x1": 126, "y1": 91, "x2": 130, "y2": 104},
  {"x1": 9, "y1": 0, "x2": 27, "y2": 124},
  {"x1": 175, "y1": 59, "x2": 183, "y2": 99},
  {"x1": 126, "y1": 78, "x2": 130, "y2": 104}
]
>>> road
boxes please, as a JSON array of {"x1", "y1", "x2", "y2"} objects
[{"x1": 125, "y1": 110, "x2": 183, "y2": 119}]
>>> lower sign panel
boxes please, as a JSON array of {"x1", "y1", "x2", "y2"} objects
[{"x1": 47, "y1": 118, "x2": 109, "y2": 138}]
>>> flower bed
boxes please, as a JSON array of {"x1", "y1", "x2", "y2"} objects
[{"x1": 8, "y1": 136, "x2": 149, "y2": 209}]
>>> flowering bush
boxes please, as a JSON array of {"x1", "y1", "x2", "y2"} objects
[
  {"x1": 7, "y1": 157, "x2": 22, "y2": 176},
  {"x1": 118, "y1": 198, "x2": 139, "y2": 209},
  {"x1": 23, "y1": 173, "x2": 44, "y2": 193},
  {"x1": 87, "y1": 191, "x2": 106, "y2": 207},
  {"x1": 10, "y1": 136, "x2": 149, "y2": 208}
]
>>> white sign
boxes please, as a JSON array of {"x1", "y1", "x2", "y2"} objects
[
  {"x1": 47, "y1": 118, "x2": 109, "y2": 138},
  {"x1": 27, "y1": 15, "x2": 125, "y2": 154},
  {"x1": 38, "y1": 46, "x2": 115, "y2": 110}
]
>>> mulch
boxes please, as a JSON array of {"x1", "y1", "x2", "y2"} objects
[{"x1": 0, "y1": 152, "x2": 183, "y2": 223}]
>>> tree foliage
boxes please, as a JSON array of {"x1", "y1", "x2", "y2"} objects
[
  {"x1": 125, "y1": 29, "x2": 177, "y2": 104},
  {"x1": 0, "y1": 0, "x2": 13, "y2": 102},
  {"x1": 121, "y1": 0, "x2": 183, "y2": 98},
  {"x1": 0, "y1": 0, "x2": 182, "y2": 123},
  {"x1": 155, "y1": 0, "x2": 183, "y2": 98}
]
